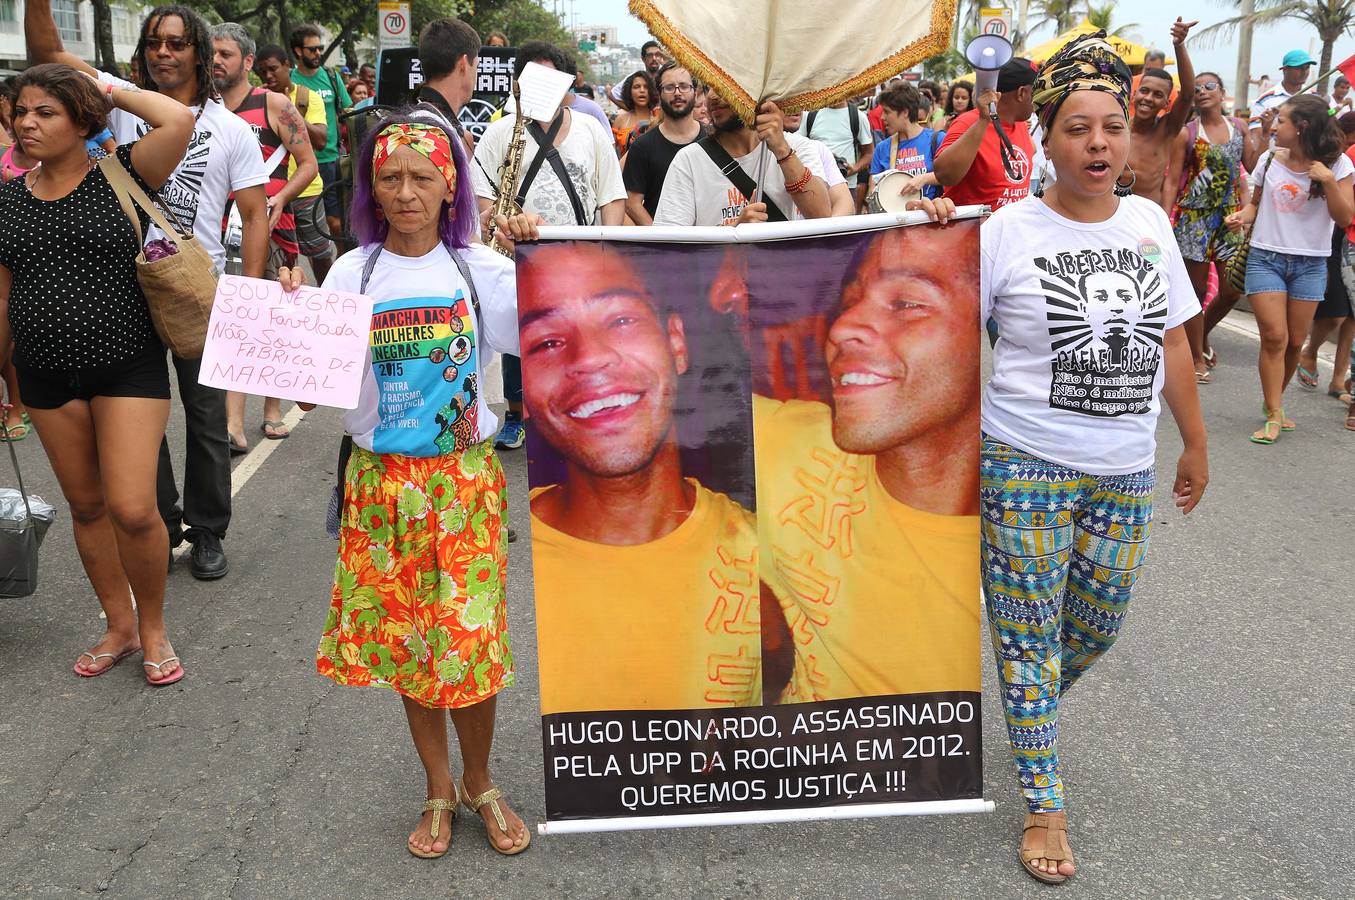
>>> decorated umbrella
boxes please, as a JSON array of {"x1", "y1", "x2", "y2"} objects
[
  {"x1": 628, "y1": 0, "x2": 959, "y2": 122},
  {"x1": 1023, "y1": 18, "x2": 1172, "y2": 68}
]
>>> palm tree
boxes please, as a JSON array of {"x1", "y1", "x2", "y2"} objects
[
  {"x1": 1085, "y1": 3, "x2": 1141, "y2": 38},
  {"x1": 1029, "y1": 0, "x2": 1085, "y2": 36},
  {"x1": 1197, "y1": 0, "x2": 1355, "y2": 94}
]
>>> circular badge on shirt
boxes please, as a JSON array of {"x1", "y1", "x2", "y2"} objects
[
  {"x1": 1138, "y1": 237, "x2": 1162, "y2": 266},
  {"x1": 450, "y1": 334, "x2": 472, "y2": 365}
]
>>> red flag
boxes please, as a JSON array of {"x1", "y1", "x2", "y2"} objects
[{"x1": 1338, "y1": 52, "x2": 1355, "y2": 85}]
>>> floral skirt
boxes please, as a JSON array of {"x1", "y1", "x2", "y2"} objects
[{"x1": 316, "y1": 441, "x2": 514, "y2": 709}]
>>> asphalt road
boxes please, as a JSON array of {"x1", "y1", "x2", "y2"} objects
[{"x1": 0, "y1": 313, "x2": 1351, "y2": 899}]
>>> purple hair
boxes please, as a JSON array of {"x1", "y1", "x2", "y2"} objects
[{"x1": 349, "y1": 106, "x2": 478, "y2": 250}]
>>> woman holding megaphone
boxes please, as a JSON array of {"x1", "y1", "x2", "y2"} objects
[{"x1": 979, "y1": 33, "x2": 1209, "y2": 884}]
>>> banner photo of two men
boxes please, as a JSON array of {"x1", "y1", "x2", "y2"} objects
[{"x1": 515, "y1": 213, "x2": 985, "y2": 829}]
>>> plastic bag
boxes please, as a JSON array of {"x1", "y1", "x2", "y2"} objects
[{"x1": 0, "y1": 486, "x2": 55, "y2": 598}]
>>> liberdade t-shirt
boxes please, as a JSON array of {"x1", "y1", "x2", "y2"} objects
[
  {"x1": 622, "y1": 125, "x2": 701, "y2": 217},
  {"x1": 1249, "y1": 148, "x2": 1355, "y2": 256},
  {"x1": 980, "y1": 195, "x2": 1201, "y2": 475},
  {"x1": 471, "y1": 109, "x2": 626, "y2": 226},
  {"x1": 653, "y1": 133, "x2": 827, "y2": 226},
  {"x1": 99, "y1": 72, "x2": 269, "y2": 273},
  {"x1": 937, "y1": 109, "x2": 1033, "y2": 210},
  {"x1": 291, "y1": 66, "x2": 351, "y2": 164},
  {"x1": 324, "y1": 243, "x2": 520, "y2": 456}
]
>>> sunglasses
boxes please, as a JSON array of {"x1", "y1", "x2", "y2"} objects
[
  {"x1": 300, "y1": 44, "x2": 324, "y2": 53},
  {"x1": 1195, "y1": 81, "x2": 1221, "y2": 92},
  {"x1": 145, "y1": 37, "x2": 192, "y2": 52}
]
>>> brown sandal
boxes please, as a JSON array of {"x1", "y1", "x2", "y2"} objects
[{"x1": 1020, "y1": 811, "x2": 1075, "y2": 885}]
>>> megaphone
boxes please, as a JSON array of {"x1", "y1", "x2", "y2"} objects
[{"x1": 965, "y1": 34, "x2": 1014, "y2": 115}]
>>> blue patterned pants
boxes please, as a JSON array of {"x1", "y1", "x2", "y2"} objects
[{"x1": 980, "y1": 436, "x2": 1155, "y2": 812}]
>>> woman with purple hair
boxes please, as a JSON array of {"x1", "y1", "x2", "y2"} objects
[{"x1": 280, "y1": 106, "x2": 540, "y2": 860}]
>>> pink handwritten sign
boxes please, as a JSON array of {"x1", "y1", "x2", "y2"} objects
[{"x1": 198, "y1": 275, "x2": 374, "y2": 409}]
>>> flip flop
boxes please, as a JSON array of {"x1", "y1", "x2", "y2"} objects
[
  {"x1": 143, "y1": 655, "x2": 185, "y2": 686},
  {"x1": 460, "y1": 777, "x2": 531, "y2": 856},
  {"x1": 1250, "y1": 420, "x2": 1282, "y2": 445},
  {"x1": 74, "y1": 645, "x2": 140, "y2": 677},
  {"x1": 1203, "y1": 347, "x2": 1218, "y2": 368},
  {"x1": 227, "y1": 431, "x2": 249, "y2": 455},
  {"x1": 260, "y1": 419, "x2": 290, "y2": 440},
  {"x1": 1263, "y1": 404, "x2": 1296, "y2": 432},
  {"x1": 408, "y1": 787, "x2": 458, "y2": 860},
  {"x1": 1, "y1": 422, "x2": 28, "y2": 441},
  {"x1": 1296, "y1": 365, "x2": 1319, "y2": 390},
  {"x1": 1195, "y1": 370, "x2": 1211, "y2": 385}
]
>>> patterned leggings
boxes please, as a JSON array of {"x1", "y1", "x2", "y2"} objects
[{"x1": 979, "y1": 437, "x2": 1155, "y2": 812}]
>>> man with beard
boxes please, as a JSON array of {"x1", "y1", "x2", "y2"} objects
[
  {"x1": 1126, "y1": 18, "x2": 1196, "y2": 209},
  {"x1": 27, "y1": 1, "x2": 269, "y2": 580},
  {"x1": 517, "y1": 244, "x2": 782, "y2": 714},
  {"x1": 211, "y1": 23, "x2": 319, "y2": 452},
  {"x1": 653, "y1": 90, "x2": 829, "y2": 226},
  {"x1": 641, "y1": 40, "x2": 668, "y2": 78},
  {"x1": 751, "y1": 220, "x2": 982, "y2": 703},
  {"x1": 623, "y1": 62, "x2": 704, "y2": 223}
]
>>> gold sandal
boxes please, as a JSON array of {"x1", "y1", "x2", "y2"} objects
[
  {"x1": 408, "y1": 788, "x2": 457, "y2": 860},
  {"x1": 460, "y1": 777, "x2": 531, "y2": 856},
  {"x1": 1020, "y1": 811, "x2": 1074, "y2": 885}
]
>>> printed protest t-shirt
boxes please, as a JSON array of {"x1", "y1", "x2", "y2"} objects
[
  {"x1": 532, "y1": 481, "x2": 762, "y2": 714},
  {"x1": 471, "y1": 110, "x2": 626, "y2": 226},
  {"x1": 653, "y1": 132, "x2": 828, "y2": 226},
  {"x1": 100, "y1": 72, "x2": 268, "y2": 273},
  {"x1": 980, "y1": 195, "x2": 1200, "y2": 475},
  {"x1": 870, "y1": 128, "x2": 943, "y2": 199},
  {"x1": 753, "y1": 396, "x2": 981, "y2": 704},
  {"x1": 937, "y1": 109, "x2": 1033, "y2": 210},
  {"x1": 324, "y1": 243, "x2": 520, "y2": 456},
  {"x1": 1249, "y1": 149, "x2": 1355, "y2": 256}
]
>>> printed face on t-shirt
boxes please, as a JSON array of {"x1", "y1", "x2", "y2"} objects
[
  {"x1": 517, "y1": 244, "x2": 690, "y2": 480},
  {"x1": 825, "y1": 225, "x2": 981, "y2": 455}
]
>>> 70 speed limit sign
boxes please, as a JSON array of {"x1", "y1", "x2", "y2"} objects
[{"x1": 378, "y1": 1, "x2": 411, "y2": 50}]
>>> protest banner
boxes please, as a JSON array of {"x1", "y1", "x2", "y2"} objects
[
  {"x1": 199, "y1": 275, "x2": 373, "y2": 409},
  {"x1": 517, "y1": 211, "x2": 990, "y2": 832},
  {"x1": 375, "y1": 46, "x2": 517, "y2": 138}
]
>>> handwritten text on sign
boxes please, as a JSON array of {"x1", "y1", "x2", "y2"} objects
[{"x1": 199, "y1": 275, "x2": 374, "y2": 409}]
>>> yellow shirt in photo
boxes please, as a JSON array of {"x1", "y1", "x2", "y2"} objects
[
  {"x1": 288, "y1": 84, "x2": 328, "y2": 199},
  {"x1": 753, "y1": 395, "x2": 980, "y2": 703},
  {"x1": 532, "y1": 480, "x2": 762, "y2": 715}
]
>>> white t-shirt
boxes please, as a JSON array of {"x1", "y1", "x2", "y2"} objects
[
  {"x1": 980, "y1": 195, "x2": 1201, "y2": 475},
  {"x1": 799, "y1": 106, "x2": 872, "y2": 186},
  {"x1": 1249, "y1": 87, "x2": 1295, "y2": 129},
  {"x1": 809, "y1": 138, "x2": 848, "y2": 191},
  {"x1": 653, "y1": 132, "x2": 828, "y2": 226},
  {"x1": 1249, "y1": 149, "x2": 1354, "y2": 256},
  {"x1": 471, "y1": 109, "x2": 625, "y2": 226},
  {"x1": 323, "y1": 243, "x2": 520, "y2": 456},
  {"x1": 99, "y1": 73, "x2": 268, "y2": 273}
]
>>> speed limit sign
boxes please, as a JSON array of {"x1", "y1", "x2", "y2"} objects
[
  {"x1": 378, "y1": 1, "x2": 411, "y2": 50},
  {"x1": 979, "y1": 7, "x2": 1013, "y2": 40}
]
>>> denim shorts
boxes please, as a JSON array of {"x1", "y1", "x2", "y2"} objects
[
  {"x1": 318, "y1": 160, "x2": 341, "y2": 220},
  {"x1": 1245, "y1": 247, "x2": 1328, "y2": 301}
]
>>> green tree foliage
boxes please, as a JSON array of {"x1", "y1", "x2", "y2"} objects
[{"x1": 1197, "y1": 0, "x2": 1355, "y2": 94}]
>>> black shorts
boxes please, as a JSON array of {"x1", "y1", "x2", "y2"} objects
[{"x1": 17, "y1": 348, "x2": 171, "y2": 410}]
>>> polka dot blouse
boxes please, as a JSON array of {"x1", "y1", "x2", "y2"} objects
[{"x1": 0, "y1": 144, "x2": 161, "y2": 371}]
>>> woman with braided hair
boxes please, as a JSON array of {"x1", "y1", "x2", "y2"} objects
[{"x1": 979, "y1": 32, "x2": 1209, "y2": 883}]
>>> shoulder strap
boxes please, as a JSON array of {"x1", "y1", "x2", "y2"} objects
[
  {"x1": 889, "y1": 133, "x2": 899, "y2": 169},
  {"x1": 98, "y1": 155, "x2": 193, "y2": 247},
  {"x1": 697, "y1": 134, "x2": 787, "y2": 222},
  {"x1": 447, "y1": 248, "x2": 481, "y2": 320},
  {"x1": 805, "y1": 110, "x2": 817, "y2": 137},
  {"x1": 848, "y1": 103, "x2": 861, "y2": 150},
  {"x1": 929, "y1": 128, "x2": 940, "y2": 161},
  {"x1": 513, "y1": 113, "x2": 563, "y2": 207},
  {"x1": 325, "y1": 67, "x2": 341, "y2": 104},
  {"x1": 359, "y1": 245, "x2": 382, "y2": 293},
  {"x1": 526, "y1": 115, "x2": 588, "y2": 225}
]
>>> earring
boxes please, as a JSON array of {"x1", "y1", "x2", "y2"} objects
[
  {"x1": 1114, "y1": 166, "x2": 1136, "y2": 197},
  {"x1": 1032, "y1": 169, "x2": 1046, "y2": 198}
]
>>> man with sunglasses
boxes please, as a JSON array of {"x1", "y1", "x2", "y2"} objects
[
  {"x1": 26, "y1": 1, "x2": 270, "y2": 581},
  {"x1": 623, "y1": 63, "x2": 704, "y2": 224},
  {"x1": 289, "y1": 24, "x2": 351, "y2": 251}
]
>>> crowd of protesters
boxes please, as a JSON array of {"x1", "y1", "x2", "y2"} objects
[{"x1": 1, "y1": 0, "x2": 1352, "y2": 885}]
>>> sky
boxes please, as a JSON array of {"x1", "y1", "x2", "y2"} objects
[{"x1": 557, "y1": 0, "x2": 1355, "y2": 98}]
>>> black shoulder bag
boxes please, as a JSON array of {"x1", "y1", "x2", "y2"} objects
[{"x1": 697, "y1": 135, "x2": 787, "y2": 221}]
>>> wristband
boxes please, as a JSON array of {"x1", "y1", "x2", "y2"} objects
[
  {"x1": 785, "y1": 166, "x2": 813, "y2": 194},
  {"x1": 775, "y1": 148, "x2": 794, "y2": 164},
  {"x1": 105, "y1": 82, "x2": 116, "y2": 98}
]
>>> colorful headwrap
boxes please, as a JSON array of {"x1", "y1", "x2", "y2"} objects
[
  {"x1": 371, "y1": 122, "x2": 458, "y2": 198},
  {"x1": 1032, "y1": 30, "x2": 1133, "y2": 131}
]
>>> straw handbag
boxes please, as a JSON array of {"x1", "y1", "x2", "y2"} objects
[{"x1": 98, "y1": 155, "x2": 217, "y2": 359}]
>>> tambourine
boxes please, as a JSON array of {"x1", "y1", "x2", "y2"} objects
[{"x1": 866, "y1": 169, "x2": 923, "y2": 214}]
